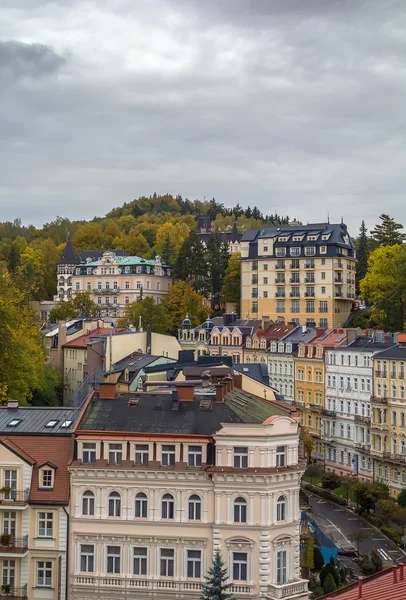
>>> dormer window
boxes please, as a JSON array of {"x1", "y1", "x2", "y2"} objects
[
  {"x1": 39, "y1": 464, "x2": 55, "y2": 490},
  {"x1": 76, "y1": 268, "x2": 80, "y2": 275}
]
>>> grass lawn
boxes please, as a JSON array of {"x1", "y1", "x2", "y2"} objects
[{"x1": 302, "y1": 474, "x2": 357, "y2": 503}]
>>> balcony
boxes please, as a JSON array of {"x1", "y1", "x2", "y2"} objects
[
  {"x1": 72, "y1": 576, "x2": 254, "y2": 595},
  {"x1": 304, "y1": 292, "x2": 315, "y2": 297},
  {"x1": 0, "y1": 489, "x2": 29, "y2": 506},
  {"x1": 354, "y1": 415, "x2": 371, "y2": 425},
  {"x1": 335, "y1": 292, "x2": 344, "y2": 298},
  {"x1": 334, "y1": 261, "x2": 343, "y2": 269},
  {"x1": 371, "y1": 396, "x2": 388, "y2": 405},
  {"x1": 354, "y1": 441, "x2": 371, "y2": 451},
  {"x1": 334, "y1": 278, "x2": 343, "y2": 284},
  {"x1": 304, "y1": 262, "x2": 314, "y2": 269},
  {"x1": 0, "y1": 535, "x2": 28, "y2": 555},
  {"x1": 276, "y1": 262, "x2": 285, "y2": 270},
  {"x1": 390, "y1": 371, "x2": 397, "y2": 379},
  {"x1": 290, "y1": 262, "x2": 300, "y2": 269},
  {"x1": 309, "y1": 403, "x2": 322, "y2": 412},
  {"x1": 93, "y1": 288, "x2": 120, "y2": 295},
  {"x1": 267, "y1": 580, "x2": 308, "y2": 599},
  {"x1": 371, "y1": 422, "x2": 389, "y2": 432},
  {"x1": 290, "y1": 292, "x2": 300, "y2": 298},
  {"x1": 275, "y1": 278, "x2": 285, "y2": 284},
  {"x1": 290, "y1": 278, "x2": 300, "y2": 284},
  {"x1": 0, "y1": 586, "x2": 27, "y2": 599},
  {"x1": 275, "y1": 292, "x2": 285, "y2": 298},
  {"x1": 322, "y1": 409, "x2": 336, "y2": 417}
]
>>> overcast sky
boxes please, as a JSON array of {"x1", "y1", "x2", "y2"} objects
[{"x1": 1, "y1": 0, "x2": 406, "y2": 233}]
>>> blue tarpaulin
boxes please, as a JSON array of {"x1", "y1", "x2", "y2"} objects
[{"x1": 310, "y1": 519, "x2": 339, "y2": 563}]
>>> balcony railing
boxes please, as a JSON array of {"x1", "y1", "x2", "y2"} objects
[
  {"x1": 0, "y1": 489, "x2": 29, "y2": 504},
  {"x1": 267, "y1": 580, "x2": 308, "y2": 599},
  {"x1": 72, "y1": 576, "x2": 254, "y2": 595},
  {"x1": 275, "y1": 292, "x2": 285, "y2": 298},
  {"x1": 304, "y1": 262, "x2": 314, "y2": 269},
  {"x1": 0, "y1": 585, "x2": 27, "y2": 599},
  {"x1": 371, "y1": 423, "x2": 389, "y2": 432},
  {"x1": 371, "y1": 396, "x2": 388, "y2": 404},
  {"x1": 93, "y1": 287, "x2": 120, "y2": 295},
  {"x1": 275, "y1": 278, "x2": 285, "y2": 284},
  {"x1": 290, "y1": 292, "x2": 300, "y2": 298},
  {"x1": 390, "y1": 372, "x2": 397, "y2": 379},
  {"x1": 334, "y1": 278, "x2": 343, "y2": 284},
  {"x1": 322, "y1": 409, "x2": 336, "y2": 417},
  {"x1": 304, "y1": 292, "x2": 315, "y2": 297},
  {"x1": 0, "y1": 535, "x2": 28, "y2": 553},
  {"x1": 354, "y1": 415, "x2": 371, "y2": 425},
  {"x1": 290, "y1": 262, "x2": 300, "y2": 269},
  {"x1": 354, "y1": 441, "x2": 371, "y2": 451},
  {"x1": 276, "y1": 262, "x2": 285, "y2": 269},
  {"x1": 335, "y1": 292, "x2": 344, "y2": 298}
]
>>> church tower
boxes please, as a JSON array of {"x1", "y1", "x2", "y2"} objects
[{"x1": 56, "y1": 240, "x2": 80, "y2": 301}]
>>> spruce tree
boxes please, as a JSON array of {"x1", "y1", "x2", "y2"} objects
[
  {"x1": 200, "y1": 551, "x2": 233, "y2": 600},
  {"x1": 174, "y1": 229, "x2": 209, "y2": 295},
  {"x1": 371, "y1": 214, "x2": 405, "y2": 246},
  {"x1": 356, "y1": 220, "x2": 369, "y2": 292},
  {"x1": 161, "y1": 232, "x2": 173, "y2": 267},
  {"x1": 206, "y1": 233, "x2": 230, "y2": 310}
]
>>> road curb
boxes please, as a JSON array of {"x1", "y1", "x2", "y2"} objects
[{"x1": 302, "y1": 484, "x2": 406, "y2": 559}]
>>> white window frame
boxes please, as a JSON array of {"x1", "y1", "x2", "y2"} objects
[
  {"x1": 276, "y1": 496, "x2": 287, "y2": 522},
  {"x1": 160, "y1": 548, "x2": 175, "y2": 577},
  {"x1": 135, "y1": 444, "x2": 149, "y2": 465},
  {"x1": 82, "y1": 443, "x2": 96, "y2": 464},
  {"x1": 234, "y1": 447, "x2": 248, "y2": 468},
  {"x1": 161, "y1": 445, "x2": 176, "y2": 466},
  {"x1": 108, "y1": 492, "x2": 121, "y2": 517},
  {"x1": 161, "y1": 493, "x2": 175, "y2": 519},
  {"x1": 108, "y1": 443, "x2": 122, "y2": 465},
  {"x1": 80, "y1": 544, "x2": 95, "y2": 573},
  {"x1": 36, "y1": 560, "x2": 52, "y2": 587},
  {"x1": 276, "y1": 549, "x2": 288, "y2": 585},
  {"x1": 133, "y1": 546, "x2": 148, "y2": 576},
  {"x1": 186, "y1": 548, "x2": 202, "y2": 579},
  {"x1": 41, "y1": 469, "x2": 53, "y2": 488},
  {"x1": 188, "y1": 495, "x2": 202, "y2": 521},
  {"x1": 188, "y1": 445, "x2": 202, "y2": 467},
  {"x1": 38, "y1": 512, "x2": 53, "y2": 538},
  {"x1": 106, "y1": 545, "x2": 121, "y2": 574},
  {"x1": 276, "y1": 446, "x2": 286, "y2": 467},
  {"x1": 232, "y1": 551, "x2": 248, "y2": 581},
  {"x1": 233, "y1": 497, "x2": 247, "y2": 523},
  {"x1": 135, "y1": 492, "x2": 148, "y2": 518}
]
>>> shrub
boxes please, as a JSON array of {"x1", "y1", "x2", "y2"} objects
[
  {"x1": 313, "y1": 547, "x2": 325, "y2": 571},
  {"x1": 310, "y1": 586, "x2": 324, "y2": 598},
  {"x1": 323, "y1": 573, "x2": 337, "y2": 594},
  {"x1": 397, "y1": 488, "x2": 406, "y2": 507},
  {"x1": 371, "y1": 549, "x2": 383, "y2": 573},
  {"x1": 321, "y1": 472, "x2": 341, "y2": 491},
  {"x1": 339, "y1": 567, "x2": 347, "y2": 583},
  {"x1": 305, "y1": 538, "x2": 315, "y2": 569},
  {"x1": 366, "y1": 514, "x2": 383, "y2": 527},
  {"x1": 360, "y1": 557, "x2": 374, "y2": 575},
  {"x1": 380, "y1": 525, "x2": 402, "y2": 545},
  {"x1": 320, "y1": 563, "x2": 340, "y2": 587},
  {"x1": 306, "y1": 484, "x2": 346, "y2": 506}
]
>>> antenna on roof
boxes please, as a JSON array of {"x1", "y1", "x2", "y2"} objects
[
  {"x1": 327, "y1": 212, "x2": 330, "y2": 224},
  {"x1": 139, "y1": 315, "x2": 143, "y2": 333}
]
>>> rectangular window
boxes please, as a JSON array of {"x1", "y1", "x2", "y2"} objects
[
  {"x1": 135, "y1": 444, "x2": 149, "y2": 465},
  {"x1": 133, "y1": 547, "x2": 147, "y2": 575},
  {"x1": 232, "y1": 552, "x2": 247, "y2": 581},
  {"x1": 251, "y1": 302, "x2": 258, "y2": 314},
  {"x1": 3, "y1": 512, "x2": 16, "y2": 536},
  {"x1": 109, "y1": 444, "x2": 122, "y2": 465},
  {"x1": 2, "y1": 559, "x2": 15, "y2": 586},
  {"x1": 319, "y1": 318, "x2": 328, "y2": 328},
  {"x1": 305, "y1": 247, "x2": 316, "y2": 256},
  {"x1": 80, "y1": 544, "x2": 94, "y2": 573},
  {"x1": 276, "y1": 446, "x2": 286, "y2": 467},
  {"x1": 187, "y1": 549, "x2": 201, "y2": 578},
  {"x1": 276, "y1": 550, "x2": 287, "y2": 585},
  {"x1": 38, "y1": 512, "x2": 53, "y2": 538},
  {"x1": 37, "y1": 561, "x2": 52, "y2": 587},
  {"x1": 161, "y1": 445, "x2": 176, "y2": 466},
  {"x1": 82, "y1": 443, "x2": 96, "y2": 464},
  {"x1": 160, "y1": 548, "x2": 174, "y2": 577},
  {"x1": 41, "y1": 470, "x2": 53, "y2": 488},
  {"x1": 319, "y1": 301, "x2": 328, "y2": 313},
  {"x1": 291, "y1": 301, "x2": 300, "y2": 313},
  {"x1": 306, "y1": 301, "x2": 315, "y2": 313},
  {"x1": 290, "y1": 247, "x2": 301, "y2": 256},
  {"x1": 107, "y1": 546, "x2": 121, "y2": 574},
  {"x1": 188, "y1": 445, "x2": 202, "y2": 467},
  {"x1": 276, "y1": 301, "x2": 285, "y2": 313},
  {"x1": 234, "y1": 447, "x2": 248, "y2": 468}
]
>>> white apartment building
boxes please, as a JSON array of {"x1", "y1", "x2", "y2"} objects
[
  {"x1": 323, "y1": 334, "x2": 395, "y2": 480},
  {"x1": 69, "y1": 383, "x2": 308, "y2": 600}
]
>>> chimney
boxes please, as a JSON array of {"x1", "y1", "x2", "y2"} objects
[
  {"x1": 215, "y1": 383, "x2": 224, "y2": 403},
  {"x1": 400, "y1": 563, "x2": 404, "y2": 581},
  {"x1": 7, "y1": 400, "x2": 19, "y2": 409},
  {"x1": 146, "y1": 324, "x2": 152, "y2": 355},
  {"x1": 171, "y1": 389, "x2": 180, "y2": 411},
  {"x1": 98, "y1": 383, "x2": 117, "y2": 399},
  {"x1": 357, "y1": 577, "x2": 363, "y2": 599},
  {"x1": 201, "y1": 370, "x2": 211, "y2": 387},
  {"x1": 393, "y1": 564, "x2": 398, "y2": 584}
]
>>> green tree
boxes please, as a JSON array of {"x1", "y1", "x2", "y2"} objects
[
  {"x1": 392, "y1": 508, "x2": 406, "y2": 534},
  {"x1": 161, "y1": 232, "x2": 173, "y2": 266},
  {"x1": 121, "y1": 230, "x2": 150, "y2": 256},
  {"x1": 360, "y1": 556, "x2": 374, "y2": 575},
  {"x1": 72, "y1": 291, "x2": 99, "y2": 318},
  {"x1": 50, "y1": 301, "x2": 77, "y2": 323},
  {"x1": 371, "y1": 214, "x2": 406, "y2": 246},
  {"x1": 119, "y1": 296, "x2": 171, "y2": 334},
  {"x1": 321, "y1": 472, "x2": 341, "y2": 491},
  {"x1": 356, "y1": 220, "x2": 369, "y2": 293},
  {"x1": 221, "y1": 253, "x2": 241, "y2": 313},
  {"x1": 377, "y1": 498, "x2": 398, "y2": 524},
  {"x1": 340, "y1": 475, "x2": 357, "y2": 504},
  {"x1": 165, "y1": 281, "x2": 210, "y2": 330},
  {"x1": 313, "y1": 547, "x2": 325, "y2": 571},
  {"x1": 302, "y1": 428, "x2": 315, "y2": 463},
  {"x1": 174, "y1": 229, "x2": 209, "y2": 295},
  {"x1": 354, "y1": 481, "x2": 389, "y2": 514},
  {"x1": 200, "y1": 551, "x2": 233, "y2": 600},
  {"x1": 322, "y1": 574, "x2": 337, "y2": 594},
  {"x1": 360, "y1": 245, "x2": 406, "y2": 331},
  {"x1": 73, "y1": 223, "x2": 105, "y2": 252},
  {"x1": 397, "y1": 488, "x2": 406, "y2": 508},
  {"x1": 207, "y1": 233, "x2": 229, "y2": 310},
  {"x1": 320, "y1": 563, "x2": 340, "y2": 587},
  {"x1": 304, "y1": 537, "x2": 314, "y2": 570},
  {"x1": 305, "y1": 463, "x2": 323, "y2": 484},
  {"x1": 31, "y1": 365, "x2": 64, "y2": 407}
]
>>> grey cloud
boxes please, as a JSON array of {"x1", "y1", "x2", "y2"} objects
[
  {"x1": 0, "y1": 40, "x2": 65, "y2": 83},
  {"x1": 0, "y1": 0, "x2": 405, "y2": 232}
]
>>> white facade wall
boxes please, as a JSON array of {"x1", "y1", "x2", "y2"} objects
[{"x1": 323, "y1": 349, "x2": 373, "y2": 479}]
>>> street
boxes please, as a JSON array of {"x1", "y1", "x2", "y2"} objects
[{"x1": 304, "y1": 490, "x2": 406, "y2": 564}]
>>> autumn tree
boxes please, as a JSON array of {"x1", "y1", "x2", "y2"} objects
[
  {"x1": 120, "y1": 230, "x2": 150, "y2": 256},
  {"x1": 50, "y1": 291, "x2": 99, "y2": 322},
  {"x1": 119, "y1": 296, "x2": 171, "y2": 334},
  {"x1": 221, "y1": 253, "x2": 241, "y2": 313},
  {"x1": 174, "y1": 229, "x2": 209, "y2": 295},
  {"x1": 165, "y1": 281, "x2": 210, "y2": 330},
  {"x1": 301, "y1": 428, "x2": 315, "y2": 463},
  {"x1": 371, "y1": 214, "x2": 406, "y2": 246},
  {"x1": 73, "y1": 223, "x2": 105, "y2": 252},
  {"x1": 360, "y1": 245, "x2": 406, "y2": 331}
]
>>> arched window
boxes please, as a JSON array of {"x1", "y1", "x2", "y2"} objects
[
  {"x1": 108, "y1": 492, "x2": 121, "y2": 517},
  {"x1": 277, "y1": 496, "x2": 287, "y2": 521},
  {"x1": 135, "y1": 492, "x2": 148, "y2": 518},
  {"x1": 161, "y1": 493, "x2": 175, "y2": 519},
  {"x1": 234, "y1": 497, "x2": 247, "y2": 523},
  {"x1": 82, "y1": 490, "x2": 95, "y2": 516},
  {"x1": 188, "y1": 494, "x2": 201, "y2": 520}
]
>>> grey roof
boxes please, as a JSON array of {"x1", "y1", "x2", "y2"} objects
[
  {"x1": 0, "y1": 406, "x2": 80, "y2": 435},
  {"x1": 79, "y1": 249, "x2": 126, "y2": 261},
  {"x1": 372, "y1": 345, "x2": 406, "y2": 360},
  {"x1": 111, "y1": 354, "x2": 165, "y2": 374},
  {"x1": 233, "y1": 363, "x2": 270, "y2": 387},
  {"x1": 78, "y1": 393, "x2": 244, "y2": 434},
  {"x1": 58, "y1": 240, "x2": 79, "y2": 265},
  {"x1": 339, "y1": 335, "x2": 396, "y2": 352},
  {"x1": 279, "y1": 326, "x2": 319, "y2": 344}
]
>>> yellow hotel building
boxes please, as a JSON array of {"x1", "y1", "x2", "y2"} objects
[
  {"x1": 371, "y1": 339, "x2": 406, "y2": 495},
  {"x1": 240, "y1": 222, "x2": 356, "y2": 328}
]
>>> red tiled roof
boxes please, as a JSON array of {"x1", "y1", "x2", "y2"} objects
[
  {"x1": 309, "y1": 328, "x2": 347, "y2": 347},
  {"x1": 255, "y1": 324, "x2": 291, "y2": 340},
  {"x1": 319, "y1": 564, "x2": 406, "y2": 600},
  {"x1": 0, "y1": 436, "x2": 73, "y2": 504},
  {"x1": 62, "y1": 327, "x2": 125, "y2": 348}
]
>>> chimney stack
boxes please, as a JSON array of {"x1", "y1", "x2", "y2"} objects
[
  {"x1": 7, "y1": 400, "x2": 19, "y2": 409},
  {"x1": 357, "y1": 577, "x2": 363, "y2": 599},
  {"x1": 393, "y1": 564, "x2": 398, "y2": 584},
  {"x1": 399, "y1": 563, "x2": 404, "y2": 581}
]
